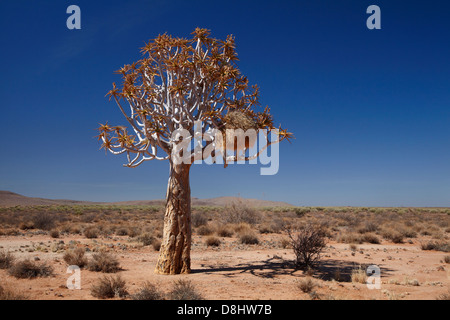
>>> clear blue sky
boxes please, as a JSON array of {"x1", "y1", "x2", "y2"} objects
[{"x1": 0, "y1": 0, "x2": 449, "y2": 206}]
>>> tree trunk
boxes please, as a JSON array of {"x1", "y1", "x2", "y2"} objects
[{"x1": 155, "y1": 163, "x2": 192, "y2": 274}]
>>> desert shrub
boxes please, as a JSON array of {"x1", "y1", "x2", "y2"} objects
[
  {"x1": 361, "y1": 233, "x2": 381, "y2": 244},
  {"x1": 239, "y1": 231, "x2": 259, "y2": 245},
  {"x1": 288, "y1": 224, "x2": 327, "y2": 270},
  {"x1": 216, "y1": 224, "x2": 233, "y2": 237},
  {"x1": 8, "y1": 259, "x2": 53, "y2": 279},
  {"x1": 192, "y1": 211, "x2": 208, "y2": 227},
  {"x1": 87, "y1": 251, "x2": 121, "y2": 273},
  {"x1": 205, "y1": 236, "x2": 221, "y2": 247},
  {"x1": 115, "y1": 227, "x2": 129, "y2": 236},
  {"x1": 168, "y1": 280, "x2": 203, "y2": 300},
  {"x1": 138, "y1": 233, "x2": 155, "y2": 246},
  {"x1": 298, "y1": 277, "x2": 316, "y2": 293},
  {"x1": 444, "y1": 255, "x2": 450, "y2": 264},
  {"x1": 279, "y1": 238, "x2": 291, "y2": 249},
  {"x1": 126, "y1": 226, "x2": 140, "y2": 238},
  {"x1": 32, "y1": 213, "x2": 56, "y2": 231},
  {"x1": 19, "y1": 221, "x2": 35, "y2": 230},
  {"x1": 398, "y1": 227, "x2": 417, "y2": 238},
  {"x1": 0, "y1": 250, "x2": 15, "y2": 269},
  {"x1": 196, "y1": 225, "x2": 214, "y2": 236},
  {"x1": 233, "y1": 222, "x2": 251, "y2": 234},
  {"x1": 0, "y1": 284, "x2": 27, "y2": 300},
  {"x1": 131, "y1": 281, "x2": 165, "y2": 300},
  {"x1": 91, "y1": 275, "x2": 128, "y2": 299},
  {"x1": 49, "y1": 229, "x2": 60, "y2": 238},
  {"x1": 223, "y1": 201, "x2": 261, "y2": 225},
  {"x1": 63, "y1": 248, "x2": 88, "y2": 268},
  {"x1": 337, "y1": 233, "x2": 363, "y2": 244},
  {"x1": 152, "y1": 239, "x2": 161, "y2": 251},
  {"x1": 83, "y1": 226, "x2": 100, "y2": 239},
  {"x1": 258, "y1": 224, "x2": 273, "y2": 234},
  {"x1": 421, "y1": 241, "x2": 450, "y2": 252},
  {"x1": 381, "y1": 228, "x2": 404, "y2": 244},
  {"x1": 357, "y1": 221, "x2": 378, "y2": 234},
  {"x1": 351, "y1": 266, "x2": 367, "y2": 284}
]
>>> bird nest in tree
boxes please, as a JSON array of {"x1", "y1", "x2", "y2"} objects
[
  {"x1": 222, "y1": 111, "x2": 257, "y2": 131},
  {"x1": 218, "y1": 111, "x2": 258, "y2": 152}
]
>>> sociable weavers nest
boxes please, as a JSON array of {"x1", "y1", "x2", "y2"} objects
[{"x1": 218, "y1": 111, "x2": 258, "y2": 152}]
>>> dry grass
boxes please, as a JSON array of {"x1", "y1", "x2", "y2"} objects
[
  {"x1": 63, "y1": 248, "x2": 88, "y2": 268},
  {"x1": 351, "y1": 266, "x2": 367, "y2": 284},
  {"x1": 205, "y1": 236, "x2": 221, "y2": 247},
  {"x1": 298, "y1": 277, "x2": 317, "y2": 293},
  {"x1": 168, "y1": 279, "x2": 203, "y2": 300},
  {"x1": 8, "y1": 259, "x2": 53, "y2": 279},
  {"x1": 0, "y1": 250, "x2": 15, "y2": 269},
  {"x1": 131, "y1": 281, "x2": 165, "y2": 300},
  {"x1": 239, "y1": 231, "x2": 259, "y2": 245},
  {"x1": 0, "y1": 284, "x2": 27, "y2": 300},
  {"x1": 87, "y1": 251, "x2": 121, "y2": 273},
  {"x1": 90, "y1": 275, "x2": 128, "y2": 299}
]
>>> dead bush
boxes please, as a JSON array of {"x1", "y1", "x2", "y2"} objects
[
  {"x1": 168, "y1": 279, "x2": 203, "y2": 300},
  {"x1": 381, "y1": 228, "x2": 404, "y2": 244},
  {"x1": 138, "y1": 233, "x2": 155, "y2": 246},
  {"x1": 192, "y1": 211, "x2": 208, "y2": 227},
  {"x1": 223, "y1": 200, "x2": 261, "y2": 225},
  {"x1": 361, "y1": 233, "x2": 381, "y2": 244},
  {"x1": 239, "y1": 231, "x2": 259, "y2": 245},
  {"x1": 8, "y1": 259, "x2": 53, "y2": 279},
  {"x1": 32, "y1": 213, "x2": 56, "y2": 231},
  {"x1": 87, "y1": 251, "x2": 121, "y2": 273},
  {"x1": 196, "y1": 225, "x2": 214, "y2": 236},
  {"x1": 351, "y1": 266, "x2": 367, "y2": 284},
  {"x1": 0, "y1": 284, "x2": 27, "y2": 300},
  {"x1": 298, "y1": 277, "x2": 317, "y2": 293},
  {"x1": 63, "y1": 248, "x2": 88, "y2": 268},
  {"x1": 205, "y1": 236, "x2": 221, "y2": 247},
  {"x1": 287, "y1": 224, "x2": 327, "y2": 270},
  {"x1": 421, "y1": 241, "x2": 450, "y2": 252},
  {"x1": 49, "y1": 229, "x2": 60, "y2": 238},
  {"x1": 152, "y1": 239, "x2": 161, "y2": 251},
  {"x1": 0, "y1": 250, "x2": 15, "y2": 269},
  {"x1": 91, "y1": 275, "x2": 128, "y2": 299},
  {"x1": 131, "y1": 281, "x2": 165, "y2": 300},
  {"x1": 84, "y1": 226, "x2": 100, "y2": 239},
  {"x1": 216, "y1": 224, "x2": 234, "y2": 237}
]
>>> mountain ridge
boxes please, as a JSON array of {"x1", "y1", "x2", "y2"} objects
[{"x1": 0, "y1": 190, "x2": 293, "y2": 208}]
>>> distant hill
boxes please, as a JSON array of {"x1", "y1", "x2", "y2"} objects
[
  {"x1": 0, "y1": 191, "x2": 293, "y2": 208},
  {"x1": 0, "y1": 190, "x2": 99, "y2": 207}
]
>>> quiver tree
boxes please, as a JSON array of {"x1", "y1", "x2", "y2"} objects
[{"x1": 98, "y1": 28, "x2": 292, "y2": 274}]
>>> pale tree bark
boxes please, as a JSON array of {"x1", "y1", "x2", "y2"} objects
[{"x1": 155, "y1": 162, "x2": 192, "y2": 274}]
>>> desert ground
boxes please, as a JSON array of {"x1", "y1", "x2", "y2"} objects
[{"x1": 0, "y1": 192, "x2": 449, "y2": 300}]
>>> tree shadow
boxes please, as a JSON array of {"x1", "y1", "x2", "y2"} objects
[
  {"x1": 192, "y1": 256, "x2": 298, "y2": 279},
  {"x1": 193, "y1": 257, "x2": 396, "y2": 282}
]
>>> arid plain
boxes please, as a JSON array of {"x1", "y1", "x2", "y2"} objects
[{"x1": 0, "y1": 191, "x2": 449, "y2": 300}]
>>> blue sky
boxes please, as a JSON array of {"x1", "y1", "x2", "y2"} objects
[{"x1": 0, "y1": 0, "x2": 449, "y2": 206}]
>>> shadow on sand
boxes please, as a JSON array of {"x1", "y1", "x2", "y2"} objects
[{"x1": 193, "y1": 257, "x2": 396, "y2": 282}]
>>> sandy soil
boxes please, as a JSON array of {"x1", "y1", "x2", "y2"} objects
[{"x1": 0, "y1": 233, "x2": 448, "y2": 300}]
